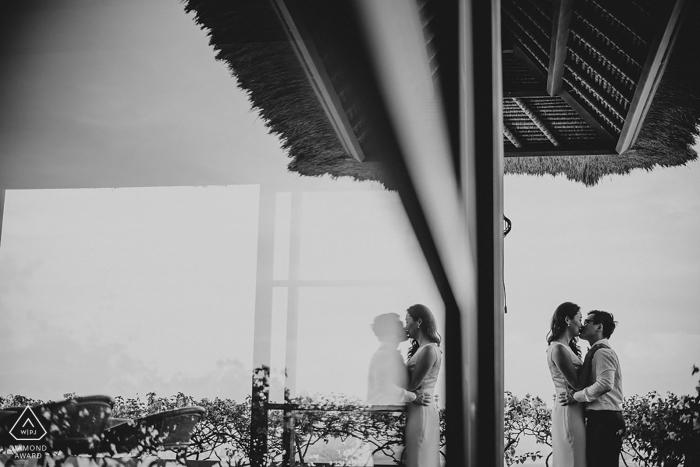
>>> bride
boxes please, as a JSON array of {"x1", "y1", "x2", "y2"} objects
[
  {"x1": 546, "y1": 302, "x2": 589, "y2": 467},
  {"x1": 403, "y1": 304, "x2": 442, "y2": 467}
]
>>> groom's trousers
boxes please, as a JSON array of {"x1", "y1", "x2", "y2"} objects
[{"x1": 585, "y1": 410, "x2": 626, "y2": 467}]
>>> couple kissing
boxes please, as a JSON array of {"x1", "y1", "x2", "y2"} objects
[{"x1": 547, "y1": 302, "x2": 625, "y2": 467}]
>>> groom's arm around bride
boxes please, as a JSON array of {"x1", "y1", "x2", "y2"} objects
[{"x1": 561, "y1": 310, "x2": 625, "y2": 467}]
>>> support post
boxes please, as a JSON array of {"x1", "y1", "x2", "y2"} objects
[
  {"x1": 464, "y1": 0, "x2": 505, "y2": 466},
  {"x1": 251, "y1": 186, "x2": 276, "y2": 467},
  {"x1": 616, "y1": 0, "x2": 685, "y2": 153},
  {"x1": 284, "y1": 191, "x2": 302, "y2": 402},
  {"x1": 351, "y1": 0, "x2": 504, "y2": 465},
  {"x1": 547, "y1": 0, "x2": 574, "y2": 96},
  {"x1": 0, "y1": 189, "x2": 5, "y2": 248}
]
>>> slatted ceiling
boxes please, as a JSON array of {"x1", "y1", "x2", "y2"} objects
[
  {"x1": 503, "y1": 100, "x2": 551, "y2": 145},
  {"x1": 555, "y1": 0, "x2": 670, "y2": 142},
  {"x1": 508, "y1": 126, "x2": 552, "y2": 145},
  {"x1": 566, "y1": 33, "x2": 637, "y2": 100},
  {"x1": 502, "y1": 0, "x2": 550, "y2": 72},
  {"x1": 628, "y1": 0, "x2": 666, "y2": 19},
  {"x1": 505, "y1": 21, "x2": 548, "y2": 73},
  {"x1": 503, "y1": 95, "x2": 610, "y2": 149},
  {"x1": 519, "y1": 0, "x2": 553, "y2": 40},
  {"x1": 506, "y1": 1, "x2": 550, "y2": 49},
  {"x1": 569, "y1": 16, "x2": 642, "y2": 85},
  {"x1": 566, "y1": 50, "x2": 632, "y2": 106},
  {"x1": 568, "y1": 14, "x2": 643, "y2": 82},
  {"x1": 528, "y1": 98, "x2": 602, "y2": 141},
  {"x1": 565, "y1": 60, "x2": 629, "y2": 121},
  {"x1": 563, "y1": 71, "x2": 624, "y2": 135},
  {"x1": 503, "y1": 53, "x2": 544, "y2": 89},
  {"x1": 586, "y1": 0, "x2": 657, "y2": 46},
  {"x1": 584, "y1": 1, "x2": 649, "y2": 57},
  {"x1": 500, "y1": 0, "x2": 675, "y2": 149},
  {"x1": 513, "y1": 97, "x2": 560, "y2": 145}
]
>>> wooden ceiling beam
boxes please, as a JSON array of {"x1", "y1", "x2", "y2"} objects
[
  {"x1": 512, "y1": 97, "x2": 560, "y2": 146},
  {"x1": 616, "y1": 0, "x2": 685, "y2": 153},
  {"x1": 503, "y1": 124, "x2": 522, "y2": 148},
  {"x1": 547, "y1": 0, "x2": 574, "y2": 96},
  {"x1": 505, "y1": 147, "x2": 616, "y2": 157},
  {"x1": 268, "y1": 0, "x2": 366, "y2": 162}
]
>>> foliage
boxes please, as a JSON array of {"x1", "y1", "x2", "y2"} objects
[
  {"x1": 621, "y1": 366, "x2": 700, "y2": 467},
  {"x1": 503, "y1": 391, "x2": 551, "y2": 466},
  {"x1": 285, "y1": 393, "x2": 438, "y2": 464},
  {"x1": 104, "y1": 392, "x2": 405, "y2": 465},
  {"x1": 108, "y1": 393, "x2": 266, "y2": 465},
  {"x1": 6, "y1": 368, "x2": 700, "y2": 467},
  {"x1": 188, "y1": 396, "x2": 256, "y2": 466},
  {"x1": 0, "y1": 394, "x2": 45, "y2": 408}
]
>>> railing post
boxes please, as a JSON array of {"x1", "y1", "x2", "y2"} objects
[
  {"x1": 251, "y1": 366, "x2": 270, "y2": 467},
  {"x1": 282, "y1": 408, "x2": 295, "y2": 467}
]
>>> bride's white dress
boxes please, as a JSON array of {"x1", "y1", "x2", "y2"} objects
[
  {"x1": 546, "y1": 342, "x2": 587, "y2": 467},
  {"x1": 404, "y1": 343, "x2": 442, "y2": 467}
]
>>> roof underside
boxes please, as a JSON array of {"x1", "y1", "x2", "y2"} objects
[{"x1": 184, "y1": 0, "x2": 699, "y2": 186}]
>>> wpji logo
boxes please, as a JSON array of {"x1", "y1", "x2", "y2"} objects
[{"x1": 9, "y1": 406, "x2": 47, "y2": 441}]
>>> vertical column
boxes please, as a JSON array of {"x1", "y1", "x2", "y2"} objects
[
  {"x1": 0, "y1": 189, "x2": 5, "y2": 248},
  {"x1": 251, "y1": 186, "x2": 276, "y2": 467},
  {"x1": 284, "y1": 191, "x2": 302, "y2": 401},
  {"x1": 462, "y1": 0, "x2": 505, "y2": 466},
  {"x1": 281, "y1": 191, "x2": 302, "y2": 467}
]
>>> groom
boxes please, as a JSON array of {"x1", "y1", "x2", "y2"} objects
[
  {"x1": 560, "y1": 310, "x2": 625, "y2": 467},
  {"x1": 367, "y1": 313, "x2": 430, "y2": 406}
]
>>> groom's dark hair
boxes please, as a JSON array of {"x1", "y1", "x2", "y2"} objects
[
  {"x1": 588, "y1": 310, "x2": 617, "y2": 338},
  {"x1": 372, "y1": 313, "x2": 404, "y2": 339}
]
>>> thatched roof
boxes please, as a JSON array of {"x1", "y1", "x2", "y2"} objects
[
  {"x1": 183, "y1": 0, "x2": 393, "y2": 186},
  {"x1": 183, "y1": 0, "x2": 699, "y2": 187},
  {"x1": 505, "y1": 57, "x2": 700, "y2": 185},
  {"x1": 502, "y1": 0, "x2": 700, "y2": 185}
]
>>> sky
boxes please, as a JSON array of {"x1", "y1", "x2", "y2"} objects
[
  {"x1": 0, "y1": 0, "x2": 442, "y2": 404},
  {"x1": 1, "y1": 0, "x2": 699, "y2": 418}
]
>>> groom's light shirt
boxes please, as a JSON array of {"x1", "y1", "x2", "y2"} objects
[
  {"x1": 573, "y1": 338, "x2": 623, "y2": 411},
  {"x1": 367, "y1": 341, "x2": 416, "y2": 404}
]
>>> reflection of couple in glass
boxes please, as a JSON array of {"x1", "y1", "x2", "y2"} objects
[{"x1": 367, "y1": 304, "x2": 442, "y2": 467}]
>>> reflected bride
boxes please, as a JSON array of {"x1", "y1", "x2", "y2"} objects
[{"x1": 403, "y1": 304, "x2": 442, "y2": 467}]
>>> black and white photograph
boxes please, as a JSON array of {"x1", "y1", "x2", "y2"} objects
[{"x1": 1, "y1": 1, "x2": 699, "y2": 467}]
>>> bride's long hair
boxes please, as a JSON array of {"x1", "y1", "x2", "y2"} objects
[
  {"x1": 406, "y1": 304, "x2": 442, "y2": 359},
  {"x1": 546, "y1": 302, "x2": 581, "y2": 358}
]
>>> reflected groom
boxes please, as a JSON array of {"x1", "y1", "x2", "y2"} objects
[
  {"x1": 561, "y1": 310, "x2": 625, "y2": 467},
  {"x1": 367, "y1": 313, "x2": 416, "y2": 405}
]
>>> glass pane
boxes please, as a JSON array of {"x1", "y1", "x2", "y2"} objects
[
  {"x1": 0, "y1": 2, "x2": 450, "y2": 465},
  {"x1": 0, "y1": 186, "x2": 259, "y2": 401},
  {"x1": 295, "y1": 286, "x2": 445, "y2": 403},
  {"x1": 299, "y1": 191, "x2": 424, "y2": 281}
]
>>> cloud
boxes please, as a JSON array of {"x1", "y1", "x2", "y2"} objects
[{"x1": 0, "y1": 316, "x2": 252, "y2": 401}]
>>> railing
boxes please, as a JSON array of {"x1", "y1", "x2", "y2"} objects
[{"x1": 266, "y1": 403, "x2": 407, "y2": 467}]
